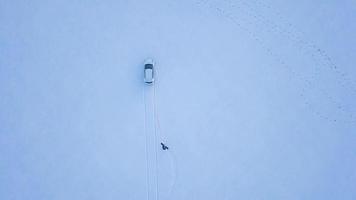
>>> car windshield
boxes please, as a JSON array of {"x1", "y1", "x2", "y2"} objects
[{"x1": 145, "y1": 64, "x2": 153, "y2": 69}]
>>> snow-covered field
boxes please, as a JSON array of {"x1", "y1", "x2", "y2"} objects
[{"x1": 1, "y1": 0, "x2": 355, "y2": 199}]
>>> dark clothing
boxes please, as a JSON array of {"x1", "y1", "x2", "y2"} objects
[{"x1": 160, "y1": 143, "x2": 169, "y2": 150}]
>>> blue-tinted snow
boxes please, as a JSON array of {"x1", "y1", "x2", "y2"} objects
[{"x1": 0, "y1": 0, "x2": 355, "y2": 199}]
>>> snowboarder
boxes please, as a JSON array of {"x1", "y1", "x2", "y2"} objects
[{"x1": 160, "y1": 142, "x2": 169, "y2": 150}]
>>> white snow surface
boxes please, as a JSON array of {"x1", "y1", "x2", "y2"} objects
[{"x1": 1, "y1": 0, "x2": 356, "y2": 199}]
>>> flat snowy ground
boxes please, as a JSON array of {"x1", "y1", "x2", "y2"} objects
[{"x1": 1, "y1": 0, "x2": 356, "y2": 199}]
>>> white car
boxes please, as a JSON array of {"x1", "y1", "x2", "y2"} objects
[{"x1": 144, "y1": 59, "x2": 154, "y2": 84}]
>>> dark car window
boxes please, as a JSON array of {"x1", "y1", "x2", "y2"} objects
[{"x1": 145, "y1": 64, "x2": 153, "y2": 69}]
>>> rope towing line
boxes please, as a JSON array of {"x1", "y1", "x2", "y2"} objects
[
  {"x1": 144, "y1": 58, "x2": 169, "y2": 151},
  {"x1": 143, "y1": 58, "x2": 177, "y2": 200}
]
